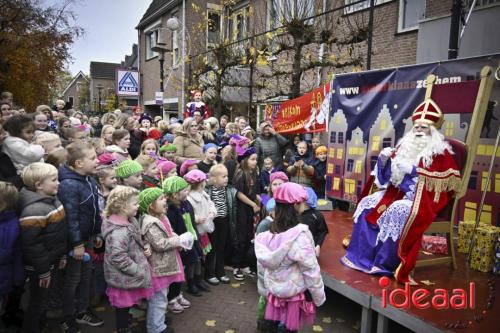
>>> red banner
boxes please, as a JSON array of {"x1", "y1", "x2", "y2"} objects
[{"x1": 265, "y1": 83, "x2": 331, "y2": 134}]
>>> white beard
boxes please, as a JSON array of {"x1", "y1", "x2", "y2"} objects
[{"x1": 390, "y1": 126, "x2": 451, "y2": 187}]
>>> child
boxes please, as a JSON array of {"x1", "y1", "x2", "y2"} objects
[
  {"x1": 2, "y1": 115, "x2": 44, "y2": 174},
  {"x1": 205, "y1": 164, "x2": 237, "y2": 284},
  {"x1": 255, "y1": 182, "x2": 325, "y2": 333},
  {"x1": 19, "y1": 162, "x2": 67, "y2": 333},
  {"x1": 34, "y1": 132, "x2": 63, "y2": 158},
  {"x1": 33, "y1": 111, "x2": 51, "y2": 133},
  {"x1": 286, "y1": 141, "x2": 314, "y2": 187},
  {"x1": 105, "y1": 129, "x2": 131, "y2": 163},
  {"x1": 164, "y1": 176, "x2": 206, "y2": 300},
  {"x1": 135, "y1": 154, "x2": 159, "y2": 188},
  {"x1": 139, "y1": 188, "x2": 192, "y2": 333},
  {"x1": 179, "y1": 159, "x2": 198, "y2": 177},
  {"x1": 302, "y1": 188, "x2": 329, "y2": 258},
  {"x1": 90, "y1": 138, "x2": 106, "y2": 156},
  {"x1": 259, "y1": 157, "x2": 276, "y2": 194},
  {"x1": 312, "y1": 146, "x2": 327, "y2": 198},
  {"x1": 45, "y1": 148, "x2": 68, "y2": 169},
  {"x1": 57, "y1": 141, "x2": 104, "y2": 331},
  {"x1": 0, "y1": 182, "x2": 24, "y2": 330},
  {"x1": 100, "y1": 125, "x2": 115, "y2": 146},
  {"x1": 232, "y1": 147, "x2": 261, "y2": 280},
  {"x1": 157, "y1": 160, "x2": 177, "y2": 183},
  {"x1": 102, "y1": 186, "x2": 153, "y2": 333},
  {"x1": 115, "y1": 159, "x2": 144, "y2": 190},
  {"x1": 310, "y1": 135, "x2": 321, "y2": 153},
  {"x1": 159, "y1": 143, "x2": 177, "y2": 161},
  {"x1": 184, "y1": 170, "x2": 217, "y2": 284},
  {"x1": 96, "y1": 160, "x2": 118, "y2": 212},
  {"x1": 141, "y1": 138, "x2": 159, "y2": 157},
  {"x1": 197, "y1": 143, "x2": 218, "y2": 174}
]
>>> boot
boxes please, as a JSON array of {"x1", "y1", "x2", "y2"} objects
[
  {"x1": 186, "y1": 279, "x2": 202, "y2": 297},
  {"x1": 195, "y1": 275, "x2": 211, "y2": 292}
]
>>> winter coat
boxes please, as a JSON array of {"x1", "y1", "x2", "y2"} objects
[
  {"x1": 254, "y1": 133, "x2": 288, "y2": 169},
  {"x1": 172, "y1": 134, "x2": 204, "y2": 161},
  {"x1": 255, "y1": 224, "x2": 325, "y2": 306},
  {"x1": 301, "y1": 208, "x2": 329, "y2": 247},
  {"x1": 1, "y1": 136, "x2": 44, "y2": 174},
  {"x1": 187, "y1": 190, "x2": 217, "y2": 234},
  {"x1": 205, "y1": 184, "x2": 238, "y2": 246},
  {"x1": 128, "y1": 129, "x2": 142, "y2": 159},
  {"x1": 312, "y1": 159, "x2": 326, "y2": 196},
  {"x1": 18, "y1": 188, "x2": 67, "y2": 277},
  {"x1": 104, "y1": 145, "x2": 130, "y2": 163},
  {"x1": 166, "y1": 201, "x2": 202, "y2": 264},
  {"x1": 58, "y1": 164, "x2": 101, "y2": 247},
  {"x1": 0, "y1": 150, "x2": 23, "y2": 189},
  {"x1": 102, "y1": 214, "x2": 151, "y2": 289},
  {"x1": 140, "y1": 214, "x2": 182, "y2": 277},
  {"x1": 287, "y1": 153, "x2": 315, "y2": 187},
  {"x1": 0, "y1": 211, "x2": 24, "y2": 296}
]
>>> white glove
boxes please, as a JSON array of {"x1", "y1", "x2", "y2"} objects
[
  {"x1": 379, "y1": 147, "x2": 394, "y2": 164},
  {"x1": 179, "y1": 232, "x2": 194, "y2": 250},
  {"x1": 395, "y1": 160, "x2": 414, "y2": 175}
]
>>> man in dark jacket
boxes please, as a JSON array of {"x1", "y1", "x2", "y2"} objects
[
  {"x1": 57, "y1": 141, "x2": 103, "y2": 331},
  {"x1": 254, "y1": 121, "x2": 288, "y2": 170}
]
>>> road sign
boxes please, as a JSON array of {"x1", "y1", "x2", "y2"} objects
[
  {"x1": 116, "y1": 70, "x2": 140, "y2": 96},
  {"x1": 155, "y1": 92, "x2": 163, "y2": 105}
]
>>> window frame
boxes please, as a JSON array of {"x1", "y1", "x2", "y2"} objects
[
  {"x1": 267, "y1": 0, "x2": 315, "y2": 30},
  {"x1": 344, "y1": 0, "x2": 393, "y2": 15},
  {"x1": 397, "y1": 0, "x2": 425, "y2": 33},
  {"x1": 144, "y1": 20, "x2": 162, "y2": 61},
  {"x1": 207, "y1": 3, "x2": 224, "y2": 48}
]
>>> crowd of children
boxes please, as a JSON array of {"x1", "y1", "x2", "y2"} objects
[{"x1": 0, "y1": 93, "x2": 330, "y2": 333}]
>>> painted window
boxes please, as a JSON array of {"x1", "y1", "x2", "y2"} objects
[
  {"x1": 333, "y1": 177, "x2": 340, "y2": 190},
  {"x1": 495, "y1": 173, "x2": 500, "y2": 193},
  {"x1": 380, "y1": 120, "x2": 387, "y2": 130},
  {"x1": 469, "y1": 171, "x2": 478, "y2": 190},
  {"x1": 335, "y1": 165, "x2": 341, "y2": 174},
  {"x1": 355, "y1": 160, "x2": 362, "y2": 173},
  {"x1": 480, "y1": 204, "x2": 492, "y2": 224},
  {"x1": 444, "y1": 122, "x2": 454, "y2": 137},
  {"x1": 329, "y1": 147, "x2": 335, "y2": 158},
  {"x1": 345, "y1": 179, "x2": 355, "y2": 194},
  {"x1": 383, "y1": 137, "x2": 392, "y2": 148},
  {"x1": 347, "y1": 159, "x2": 354, "y2": 172},
  {"x1": 463, "y1": 202, "x2": 477, "y2": 222},
  {"x1": 330, "y1": 131, "x2": 336, "y2": 143},
  {"x1": 337, "y1": 148, "x2": 343, "y2": 159},
  {"x1": 338, "y1": 132, "x2": 344, "y2": 144},
  {"x1": 327, "y1": 163, "x2": 334, "y2": 174},
  {"x1": 372, "y1": 136, "x2": 380, "y2": 151},
  {"x1": 481, "y1": 171, "x2": 491, "y2": 192}
]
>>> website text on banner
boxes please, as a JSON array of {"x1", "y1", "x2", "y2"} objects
[{"x1": 268, "y1": 83, "x2": 332, "y2": 134}]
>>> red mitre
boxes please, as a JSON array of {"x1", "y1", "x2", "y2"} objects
[{"x1": 411, "y1": 98, "x2": 444, "y2": 129}]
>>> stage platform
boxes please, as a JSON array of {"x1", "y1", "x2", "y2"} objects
[{"x1": 318, "y1": 210, "x2": 499, "y2": 333}]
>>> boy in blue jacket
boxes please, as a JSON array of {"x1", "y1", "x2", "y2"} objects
[{"x1": 57, "y1": 141, "x2": 104, "y2": 332}]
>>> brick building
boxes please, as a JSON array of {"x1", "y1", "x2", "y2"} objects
[
  {"x1": 60, "y1": 71, "x2": 89, "y2": 111},
  {"x1": 89, "y1": 61, "x2": 120, "y2": 112}
]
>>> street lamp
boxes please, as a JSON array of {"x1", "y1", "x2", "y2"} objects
[{"x1": 96, "y1": 84, "x2": 103, "y2": 112}]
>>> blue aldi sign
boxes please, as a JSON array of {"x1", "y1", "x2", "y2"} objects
[{"x1": 116, "y1": 70, "x2": 139, "y2": 96}]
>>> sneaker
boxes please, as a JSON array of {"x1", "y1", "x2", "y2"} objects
[
  {"x1": 233, "y1": 268, "x2": 244, "y2": 281},
  {"x1": 76, "y1": 310, "x2": 104, "y2": 327},
  {"x1": 219, "y1": 275, "x2": 230, "y2": 284},
  {"x1": 167, "y1": 300, "x2": 184, "y2": 314},
  {"x1": 176, "y1": 293, "x2": 191, "y2": 308},
  {"x1": 206, "y1": 277, "x2": 220, "y2": 285},
  {"x1": 241, "y1": 267, "x2": 255, "y2": 276},
  {"x1": 60, "y1": 319, "x2": 81, "y2": 333}
]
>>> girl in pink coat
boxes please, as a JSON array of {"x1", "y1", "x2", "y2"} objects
[{"x1": 255, "y1": 182, "x2": 325, "y2": 332}]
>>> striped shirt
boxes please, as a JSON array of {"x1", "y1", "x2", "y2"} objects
[{"x1": 212, "y1": 186, "x2": 227, "y2": 217}]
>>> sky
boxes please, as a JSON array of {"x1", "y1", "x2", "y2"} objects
[{"x1": 58, "y1": 0, "x2": 151, "y2": 75}]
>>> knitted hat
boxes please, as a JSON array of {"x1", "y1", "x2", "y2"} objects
[
  {"x1": 270, "y1": 171, "x2": 289, "y2": 184},
  {"x1": 97, "y1": 152, "x2": 118, "y2": 167},
  {"x1": 116, "y1": 160, "x2": 143, "y2": 179},
  {"x1": 203, "y1": 143, "x2": 218, "y2": 153},
  {"x1": 305, "y1": 187, "x2": 317, "y2": 209},
  {"x1": 315, "y1": 145, "x2": 327, "y2": 156},
  {"x1": 180, "y1": 159, "x2": 198, "y2": 176},
  {"x1": 159, "y1": 143, "x2": 177, "y2": 154},
  {"x1": 184, "y1": 169, "x2": 207, "y2": 184},
  {"x1": 162, "y1": 133, "x2": 175, "y2": 144},
  {"x1": 162, "y1": 176, "x2": 189, "y2": 194},
  {"x1": 157, "y1": 160, "x2": 177, "y2": 179},
  {"x1": 237, "y1": 146, "x2": 256, "y2": 163},
  {"x1": 139, "y1": 114, "x2": 153, "y2": 124},
  {"x1": 139, "y1": 187, "x2": 164, "y2": 214},
  {"x1": 274, "y1": 182, "x2": 308, "y2": 204}
]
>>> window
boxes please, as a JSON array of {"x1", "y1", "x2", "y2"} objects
[
  {"x1": 345, "y1": 179, "x2": 355, "y2": 194},
  {"x1": 357, "y1": 180, "x2": 363, "y2": 196},
  {"x1": 347, "y1": 159, "x2": 354, "y2": 172},
  {"x1": 329, "y1": 148, "x2": 335, "y2": 158},
  {"x1": 333, "y1": 177, "x2": 340, "y2": 190},
  {"x1": 355, "y1": 160, "x2": 362, "y2": 173},
  {"x1": 330, "y1": 131, "x2": 336, "y2": 143},
  {"x1": 327, "y1": 163, "x2": 334, "y2": 174},
  {"x1": 371, "y1": 155, "x2": 378, "y2": 170},
  {"x1": 145, "y1": 30, "x2": 159, "y2": 60},
  {"x1": 338, "y1": 132, "x2": 344, "y2": 144},
  {"x1": 398, "y1": 0, "x2": 425, "y2": 32},
  {"x1": 463, "y1": 202, "x2": 477, "y2": 222},
  {"x1": 227, "y1": 6, "x2": 250, "y2": 42},
  {"x1": 481, "y1": 171, "x2": 491, "y2": 191},
  {"x1": 268, "y1": 0, "x2": 314, "y2": 29},
  {"x1": 372, "y1": 136, "x2": 380, "y2": 151},
  {"x1": 496, "y1": 174, "x2": 500, "y2": 193},
  {"x1": 337, "y1": 148, "x2": 343, "y2": 159},
  {"x1": 207, "y1": 7, "x2": 223, "y2": 46},
  {"x1": 469, "y1": 171, "x2": 478, "y2": 190},
  {"x1": 480, "y1": 204, "x2": 492, "y2": 224},
  {"x1": 383, "y1": 138, "x2": 392, "y2": 148},
  {"x1": 444, "y1": 121, "x2": 454, "y2": 137},
  {"x1": 335, "y1": 165, "x2": 341, "y2": 174},
  {"x1": 344, "y1": 0, "x2": 392, "y2": 14},
  {"x1": 380, "y1": 120, "x2": 387, "y2": 130}
]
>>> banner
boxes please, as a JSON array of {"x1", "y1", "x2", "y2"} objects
[
  {"x1": 325, "y1": 54, "x2": 500, "y2": 226},
  {"x1": 264, "y1": 82, "x2": 332, "y2": 134}
]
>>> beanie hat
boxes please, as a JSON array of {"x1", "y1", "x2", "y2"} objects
[
  {"x1": 97, "y1": 152, "x2": 118, "y2": 167},
  {"x1": 180, "y1": 159, "x2": 198, "y2": 176},
  {"x1": 270, "y1": 171, "x2": 289, "y2": 184},
  {"x1": 162, "y1": 176, "x2": 189, "y2": 194},
  {"x1": 305, "y1": 187, "x2": 318, "y2": 209},
  {"x1": 162, "y1": 133, "x2": 175, "y2": 144},
  {"x1": 203, "y1": 143, "x2": 218, "y2": 153},
  {"x1": 139, "y1": 114, "x2": 153, "y2": 124},
  {"x1": 274, "y1": 182, "x2": 308, "y2": 204},
  {"x1": 116, "y1": 160, "x2": 143, "y2": 179},
  {"x1": 315, "y1": 145, "x2": 327, "y2": 156},
  {"x1": 157, "y1": 160, "x2": 177, "y2": 179},
  {"x1": 160, "y1": 143, "x2": 177, "y2": 154},
  {"x1": 183, "y1": 169, "x2": 207, "y2": 184},
  {"x1": 139, "y1": 187, "x2": 164, "y2": 214},
  {"x1": 237, "y1": 146, "x2": 256, "y2": 163}
]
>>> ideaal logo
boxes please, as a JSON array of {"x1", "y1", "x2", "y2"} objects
[{"x1": 379, "y1": 276, "x2": 475, "y2": 310}]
